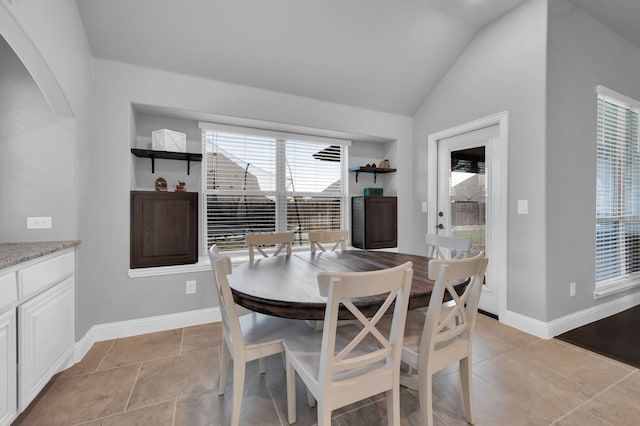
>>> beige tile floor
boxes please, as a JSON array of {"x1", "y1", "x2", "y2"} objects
[{"x1": 13, "y1": 314, "x2": 640, "y2": 426}]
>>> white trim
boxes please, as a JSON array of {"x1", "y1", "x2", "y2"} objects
[
  {"x1": 128, "y1": 259, "x2": 211, "y2": 278},
  {"x1": 594, "y1": 278, "x2": 640, "y2": 298},
  {"x1": 502, "y1": 290, "x2": 640, "y2": 339},
  {"x1": 597, "y1": 85, "x2": 640, "y2": 110},
  {"x1": 198, "y1": 122, "x2": 352, "y2": 146},
  {"x1": 0, "y1": 2, "x2": 73, "y2": 117},
  {"x1": 74, "y1": 307, "x2": 221, "y2": 362},
  {"x1": 427, "y1": 111, "x2": 509, "y2": 320}
]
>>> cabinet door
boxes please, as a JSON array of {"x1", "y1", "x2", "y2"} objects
[
  {"x1": 364, "y1": 197, "x2": 397, "y2": 249},
  {"x1": 130, "y1": 191, "x2": 198, "y2": 268},
  {"x1": 0, "y1": 309, "x2": 16, "y2": 426},
  {"x1": 18, "y1": 278, "x2": 74, "y2": 411}
]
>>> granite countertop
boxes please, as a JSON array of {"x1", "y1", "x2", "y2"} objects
[{"x1": 0, "y1": 241, "x2": 80, "y2": 270}]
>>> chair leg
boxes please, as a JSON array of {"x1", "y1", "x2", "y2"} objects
[
  {"x1": 317, "y1": 403, "x2": 332, "y2": 426},
  {"x1": 286, "y1": 357, "x2": 297, "y2": 424},
  {"x1": 259, "y1": 358, "x2": 266, "y2": 374},
  {"x1": 231, "y1": 357, "x2": 246, "y2": 426},
  {"x1": 460, "y1": 357, "x2": 475, "y2": 424},
  {"x1": 418, "y1": 370, "x2": 434, "y2": 426},
  {"x1": 306, "y1": 387, "x2": 316, "y2": 407},
  {"x1": 218, "y1": 343, "x2": 231, "y2": 395},
  {"x1": 385, "y1": 387, "x2": 400, "y2": 426}
]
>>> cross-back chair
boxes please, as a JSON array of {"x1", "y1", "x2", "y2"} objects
[
  {"x1": 395, "y1": 252, "x2": 488, "y2": 426},
  {"x1": 425, "y1": 233, "x2": 472, "y2": 259},
  {"x1": 208, "y1": 245, "x2": 310, "y2": 426},
  {"x1": 245, "y1": 231, "x2": 294, "y2": 262},
  {"x1": 283, "y1": 261, "x2": 414, "y2": 426},
  {"x1": 308, "y1": 229, "x2": 348, "y2": 254}
]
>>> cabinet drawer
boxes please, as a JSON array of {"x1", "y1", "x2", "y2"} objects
[
  {"x1": 0, "y1": 272, "x2": 17, "y2": 310},
  {"x1": 18, "y1": 251, "x2": 74, "y2": 300}
]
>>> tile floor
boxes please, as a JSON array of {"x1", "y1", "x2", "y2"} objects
[{"x1": 13, "y1": 314, "x2": 640, "y2": 426}]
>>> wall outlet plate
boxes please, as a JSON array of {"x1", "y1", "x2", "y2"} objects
[{"x1": 186, "y1": 280, "x2": 196, "y2": 295}]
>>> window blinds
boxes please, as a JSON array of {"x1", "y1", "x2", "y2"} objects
[
  {"x1": 200, "y1": 123, "x2": 348, "y2": 252},
  {"x1": 596, "y1": 87, "x2": 640, "y2": 286}
]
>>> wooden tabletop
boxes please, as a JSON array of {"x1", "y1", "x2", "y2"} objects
[{"x1": 228, "y1": 250, "x2": 466, "y2": 320}]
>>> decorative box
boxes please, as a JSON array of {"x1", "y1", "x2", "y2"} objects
[
  {"x1": 364, "y1": 188, "x2": 383, "y2": 196},
  {"x1": 152, "y1": 129, "x2": 186, "y2": 152}
]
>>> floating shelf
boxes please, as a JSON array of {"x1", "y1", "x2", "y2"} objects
[
  {"x1": 131, "y1": 148, "x2": 203, "y2": 175},
  {"x1": 348, "y1": 166, "x2": 396, "y2": 183}
]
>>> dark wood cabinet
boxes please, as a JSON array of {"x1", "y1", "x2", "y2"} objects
[
  {"x1": 351, "y1": 196, "x2": 397, "y2": 249},
  {"x1": 130, "y1": 191, "x2": 198, "y2": 268}
]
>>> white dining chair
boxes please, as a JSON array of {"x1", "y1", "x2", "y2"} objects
[
  {"x1": 283, "y1": 261, "x2": 414, "y2": 426},
  {"x1": 208, "y1": 245, "x2": 310, "y2": 426},
  {"x1": 390, "y1": 252, "x2": 488, "y2": 426},
  {"x1": 245, "y1": 231, "x2": 295, "y2": 261},
  {"x1": 425, "y1": 233, "x2": 472, "y2": 259},
  {"x1": 308, "y1": 229, "x2": 348, "y2": 254}
]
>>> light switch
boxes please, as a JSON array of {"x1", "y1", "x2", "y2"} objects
[{"x1": 517, "y1": 200, "x2": 528, "y2": 215}]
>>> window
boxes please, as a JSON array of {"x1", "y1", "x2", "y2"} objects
[
  {"x1": 596, "y1": 86, "x2": 640, "y2": 292},
  {"x1": 199, "y1": 123, "x2": 349, "y2": 252}
]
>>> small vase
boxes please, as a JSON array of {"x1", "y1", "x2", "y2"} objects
[{"x1": 175, "y1": 185, "x2": 187, "y2": 192}]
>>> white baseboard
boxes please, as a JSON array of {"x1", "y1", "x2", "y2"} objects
[
  {"x1": 74, "y1": 307, "x2": 221, "y2": 363},
  {"x1": 502, "y1": 291, "x2": 640, "y2": 339}
]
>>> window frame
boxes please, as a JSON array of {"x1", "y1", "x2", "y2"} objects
[
  {"x1": 595, "y1": 85, "x2": 640, "y2": 297},
  {"x1": 198, "y1": 122, "x2": 350, "y2": 257}
]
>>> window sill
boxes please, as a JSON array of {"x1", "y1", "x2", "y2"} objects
[
  {"x1": 594, "y1": 276, "x2": 640, "y2": 299},
  {"x1": 127, "y1": 245, "x2": 362, "y2": 278}
]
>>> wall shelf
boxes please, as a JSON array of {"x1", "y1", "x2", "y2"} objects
[
  {"x1": 348, "y1": 166, "x2": 396, "y2": 183},
  {"x1": 131, "y1": 148, "x2": 203, "y2": 175}
]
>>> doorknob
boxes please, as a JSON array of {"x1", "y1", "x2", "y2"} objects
[
  {"x1": 438, "y1": 212, "x2": 444, "y2": 217},
  {"x1": 437, "y1": 224, "x2": 445, "y2": 230}
]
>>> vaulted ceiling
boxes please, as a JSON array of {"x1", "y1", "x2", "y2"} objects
[{"x1": 75, "y1": 0, "x2": 640, "y2": 116}]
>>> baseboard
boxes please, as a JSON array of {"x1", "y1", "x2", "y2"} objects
[
  {"x1": 502, "y1": 291, "x2": 640, "y2": 339},
  {"x1": 74, "y1": 307, "x2": 221, "y2": 363}
]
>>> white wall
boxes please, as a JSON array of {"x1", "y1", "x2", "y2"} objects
[
  {"x1": 82, "y1": 59, "x2": 412, "y2": 337},
  {"x1": 0, "y1": 0, "x2": 92, "y2": 340},
  {"x1": 413, "y1": 0, "x2": 548, "y2": 320},
  {"x1": 546, "y1": 0, "x2": 640, "y2": 319}
]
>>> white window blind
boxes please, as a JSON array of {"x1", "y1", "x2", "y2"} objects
[
  {"x1": 199, "y1": 123, "x2": 349, "y2": 252},
  {"x1": 596, "y1": 87, "x2": 640, "y2": 289}
]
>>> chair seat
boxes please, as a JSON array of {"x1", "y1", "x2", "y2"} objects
[
  {"x1": 284, "y1": 324, "x2": 388, "y2": 383},
  {"x1": 240, "y1": 312, "x2": 312, "y2": 348}
]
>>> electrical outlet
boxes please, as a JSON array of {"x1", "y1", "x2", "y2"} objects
[
  {"x1": 186, "y1": 280, "x2": 196, "y2": 295},
  {"x1": 569, "y1": 282, "x2": 576, "y2": 297},
  {"x1": 27, "y1": 217, "x2": 52, "y2": 229}
]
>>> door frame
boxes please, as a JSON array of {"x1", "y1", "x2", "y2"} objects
[{"x1": 427, "y1": 111, "x2": 509, "y2": 320}]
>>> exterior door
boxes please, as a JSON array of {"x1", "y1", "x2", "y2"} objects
[{"x1": 436, "y1": 125, "x2": 499, "y2": 315}]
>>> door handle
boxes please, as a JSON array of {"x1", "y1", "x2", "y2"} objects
[{"x1": 437, "y1": 224, "x2": 445, "y2": 230}]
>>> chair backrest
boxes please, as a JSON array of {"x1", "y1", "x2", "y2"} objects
[
  {"x1": 419, "y1": 253, "x2": 488, "y2": 368},
  {"x1": 208, "y1": 245, "x2": 244, "y2": 352},
  {"x1": 245, "y1": 232, "x2": 294, "y2": 261},
  {"x1": 308, "y1": 229, "x2": 348, "y2": 254},
  {"x1": 425, "y1": 233, "x2": 471, "y2": 259},
  {"x1": 315, "y1": 261, "x2": 414, "y2": 386}
]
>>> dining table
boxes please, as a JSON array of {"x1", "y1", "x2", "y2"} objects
[{"x1": 228, "y1": 250, "x2": 468, "y2": 320}]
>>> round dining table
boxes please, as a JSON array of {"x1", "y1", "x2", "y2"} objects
[{"x1": 228, "y1": 250, "x2": 467, "y2": 320}]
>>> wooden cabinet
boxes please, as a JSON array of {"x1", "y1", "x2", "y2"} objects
[
  {"x1": 0, "y1": 309, "x2": 16, "y2": 426},
  {"x1": 130, "y1": 191, "x2": 198, "y2": 268},
  {"x1": 351, "y1": 196, "x2": 397, "y2": 249}
]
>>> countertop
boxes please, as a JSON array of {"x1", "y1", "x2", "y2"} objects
[{"x1": 0, "y1": 241, "x2": 80, "y2": 270}]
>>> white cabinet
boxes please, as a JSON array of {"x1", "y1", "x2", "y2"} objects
[
  {"x1": 0, "y1": 246, "x2": 76, "y2": 423},
  {"x1": 0, "y1": 309, "x2": 17, "y2": 426},
  {"x1": 18, "y1": 277, "x2": 74, "y2": 411}
]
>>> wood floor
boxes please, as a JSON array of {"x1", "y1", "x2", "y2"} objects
[{"x1": 557, "y1": 305, "x2": 640, "y2": 369}]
